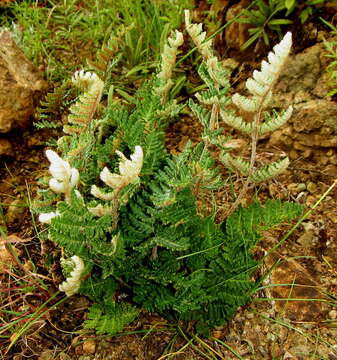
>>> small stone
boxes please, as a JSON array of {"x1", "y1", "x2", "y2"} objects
[
  {"x1": 329, "y1": 310, "x2": 337, "y2": 319},
  {"x1": 212, "y1": 330, "x2": 223, "y2": 339},
  {"x1": 6, "y1": 199, "x2": 25, "y2": 224},
  {"x1": 268, "y1": 183, "x2": 278, "y2": 197},
  {"x1": 74, "y1": 345, "x2": 83, "y2": 356},
  {"x1": 306, "y1": 195, "x2": 316, "y2": 207},
  {"x1": 329, "y1": 155, "x2": 337, "y2": 165},
  {"x1": 325, "y1": 165, "x2": 337, "y2": 177},
  {"x1": 289, "y1": 149, "x2": 298, "y2": 160},
  {"x1": 288, "y1": 183, "x2": 306, "y2": 195},
  {"x1": 297, "y1": 222, "x2": 316, "y2": 248},
  {"x1": 307, "y1": 182, "x2": 317, "y2": 194},
  {"x1": 82, "y1": 339, "x2": 96, "y2": 354},
  {"x1": 0, "y1": 138, "x2": 13, "y2": 157}
]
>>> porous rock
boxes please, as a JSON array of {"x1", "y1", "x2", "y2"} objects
[
  {"x1": 267, "y1": 39, "x2": 337, "y2": 166},
  {"x1": 224, "y1": 0, "x2": 251, "y2": 51},
  {"x1": 0, "y1": 30, "x2": 47, "y2": 133},
  {"x1": 265, "y1": 254, "x2": 330, "y2": 321}
]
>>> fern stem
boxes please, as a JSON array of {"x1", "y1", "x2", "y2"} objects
[{"x1": 225, "y1": 104, "x2": 263, "y2": 217}]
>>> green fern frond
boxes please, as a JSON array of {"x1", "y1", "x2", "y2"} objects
[
  {"x1": 84, "y1": 302, "x2": 139, "y2": 335},
  {"x1": 50, "y1": 194, "x2": 112, "y2": 258},
  {"x1": 249, "y1": 157, "x2": 289, "y2": 183},
  {"x1": 36, "y1": 79, "x2": 73, "y2": 126},
  {"x1": 189, "y1": 99, "x2": 211, "y2": 127}
]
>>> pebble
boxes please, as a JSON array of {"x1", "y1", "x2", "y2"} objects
[
  {"x1": 288, "y1": 183, "x2": 306, "y2": 195},
  {"x1": 306, "y1": 181, "x2": 317, "y2": 194},
  {"x1": 6, "y1": 198, "x2": 26, "y2": 224},
  {"x1": 0, "y1": 138, "x2": 13, "y2": 157},
  {"x1": 83, "y1": 339, "x2": 96, "y2": 354},
  {"x1": 329, "y1": 310, "x2": 337, "y2": 320}
]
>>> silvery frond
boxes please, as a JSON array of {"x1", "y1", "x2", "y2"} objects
[
  {"x1": 38, "y1": 211, "x2": 60, "y2": 224},
  {"x1": 59, "y1": 255, "x2": 85, "y2": 297},
  {"x1": 259, "y1": 106, "x2": 293, "y2": 135},
  {"x1": 220, "y1": 110, "x2": 253, "y2": 135},
  {"x1": 249, "y1": 157, "x2": 290, "y2": 183},
  {"x1": 246, "y1": 78, "x2": 268, "y2": 97},
  {"x1": 232, "y1": 94, "x2": 258, "y2": 113},
  {"x1": 246, "y1": 32, "x2": 292, "y2": 98},
  {"x1": 221, "y1": 153, "x2": 250, "y2": 176},
  {"x1": 45, "y1": 150, "x2": 79, "y2": 201},
  {"x1": 72, "y1": 70, "x2": 104, "y2": 96}
]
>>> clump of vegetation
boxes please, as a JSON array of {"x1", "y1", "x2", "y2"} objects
[
  {"x1": 4, "y1": 0, "x2": 192, "y2": 83},
  {"x1": 35, "y1": 11, "x2": 302, "y2": 336},
  {"x1": 236, "y1": 0, "x2": 328, "y2": 50}
]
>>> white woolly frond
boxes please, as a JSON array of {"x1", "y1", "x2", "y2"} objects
[
  {"x1": 49, "y1": 178, "x2": 65, "y2": 193},
  {"x1": 91, "y1": 185, "x2": 115, "y2": 201},
  {"x1": 155, "y1": 30, "x2": 183, "y2": 102},
  {"x1": 100, "y1": 167, "x2": 122, "y2": 189},
  {"x1": 46, "y1": 150, "x2": 71, "y2": 181},
  {"x1": 70, "y1": 168, "x2": 80, "y2": 188},
  {"x1": 259, "y1": 106, "x2": 293, "y2": 135},
  {"x1": 38, "y1": 211, "x2": 60, "y2": 224},
  {"x1": 249, "y1": 157, "x2": 290, "y2": 183},
  {"x1": 168, "y1": 30, "x2": 184, "y2": 48},
  {"x1": 59, "y1": 256, "x2": 84, "y2": 297},
  {"x1": 88, "y1": 204, "x2": 114, "y2": 217},
  {"x1": 245, "y1": 78, "x2": 268, "y2": 97},
  {"x1": 65, "y1": 70, "x2": 104, "y2": 135},
  {"x1": 220, "y1": 110, "x2": 253, "y2": 135},
  {"x1": 195, "y1": 92, "x2": 220, "y2": 106},
  {"x1": 91, "y1": 146, "x2": 143, "y2": 203},
  {"x1": 252, "y1": 69, "x2": 273, "y2": 86},
  {"x1": 232, "y1": 94, "x2": 258, "y2": 112},
  {"x1": 221, "y1": 153, "x2": 250, "y2": 176},
  {"x1": 45, "y1": 150, "x2": 80, "y2": 201},
  {"x1": 245, "y1": 32, "x2": 292, "y2": 99},
  {"x1": 72, "y1": 70, "x2": 104, "y2": 95},
  {"x1": 110, "y1": 146, "x2": 143, "y2": 189},
  {"x1": 184, "y1": 9, "x2": 213, "y2": 61}
]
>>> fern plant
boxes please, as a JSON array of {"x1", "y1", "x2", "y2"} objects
[{"x1": 35, "y1": 15, "x2": 302, "y2": 336}]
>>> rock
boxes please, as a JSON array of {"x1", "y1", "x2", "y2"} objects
[
  {"x1": 6, "y1": 198, "x2": 25, "y2": 224},
  {"x1": 287, "y1": 183, "x2": 306, "y2": 195},
  {"x1": 329, "y1": 310, "x2": 337, "y2": 319},
  {"x1": 292, "y1": 100, "x2": 337, "y2": 133},
  {"x1": 0, "y1": 235, "x2": 22, "y2": 273},
  {"x1": 276, "y1": 45, "x2": 321, "y2": 95},
  {"x1": 82, "y1": 339, "x2": 96, "y2": 354},
  {"x1": 265, "y1": 254, "x2": 330, "y2": 321},
  {"x1": 306, "y1": 182, "x2": 317, "y2": 194},
  {"x1": 0, "y1": 138, "x2": 13, "y2": 156},
  {"x1": 297, "y1": 222, "x2": 317, "y2": 248},
  {"x1": 0, "y1": 30, "x2": 48, "y2": 133},
  {"x1": 325, "y1": 164, "x2": 337, "y2": 177},
  {"x1": 276, "y1": 40, "x2": 332, "y2": 97},
  {"x1": 225, "y1": 1, "x2": 251, "y2": 51},
  {"x1": 268, "y1": 100, "x2": 337, "y2": 158}
]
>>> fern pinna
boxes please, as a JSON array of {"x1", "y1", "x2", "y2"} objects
[{"x1": 36, "y1": 20, "x2": 302, "y2": 336}]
